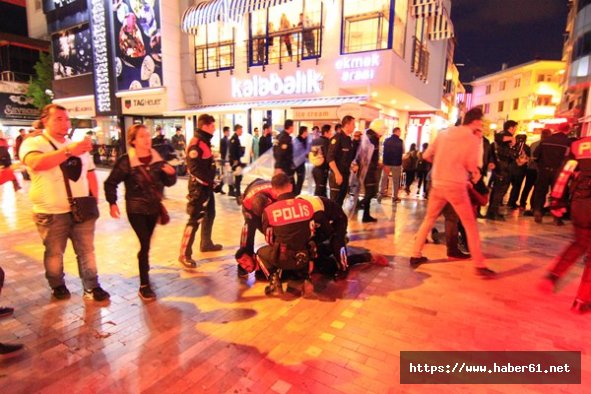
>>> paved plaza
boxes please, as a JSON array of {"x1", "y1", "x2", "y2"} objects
[{"x1": 0, "y1": 170, "x2": 590, "y2": 393}]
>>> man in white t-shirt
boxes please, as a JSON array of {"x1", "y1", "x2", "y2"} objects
[{"x1": 20, "y1": 104, "x2": 110, "y2": 302}]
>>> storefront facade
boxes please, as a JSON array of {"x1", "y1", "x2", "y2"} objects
[{"x1": 174, "y1": 0, "x2": 457, "y2": 147}]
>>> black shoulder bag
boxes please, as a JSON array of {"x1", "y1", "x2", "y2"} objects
[
  {"x1": 137, "y1": 164, "x2": 170, "y2": 225},
  {"x1": 42, "y1": 135, "x2": 99, "y2": 223}
]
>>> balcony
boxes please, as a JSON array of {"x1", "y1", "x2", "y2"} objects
[
  {"x1": 410, "y1": 36, "x2": 429, "y2": 82},
  {"x1": 0, "y1": 70, "x2": 32, "y2": 83},
  {"x1": 246, "y1": 25, "x2": 323, "y2": 70}
]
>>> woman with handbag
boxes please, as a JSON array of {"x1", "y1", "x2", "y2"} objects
[{"x1": 104, "y1": 124, "x2": 176, "y2": 301}]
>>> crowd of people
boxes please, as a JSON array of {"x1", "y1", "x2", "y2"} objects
[{"x1": 2, "y1": 103, "x2": 591, "y2": 359}]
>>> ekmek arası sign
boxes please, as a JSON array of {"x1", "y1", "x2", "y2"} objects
[
  {"x1": 231, "y1": 70, "x2": 323, "y2": 98},
  {"x1": 336, "y1": 53, "x2": 380, "y2": 82}
]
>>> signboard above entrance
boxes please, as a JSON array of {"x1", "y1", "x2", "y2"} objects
[{"x1": 231, "y1": 70, "x2": 324, "y2": 99}]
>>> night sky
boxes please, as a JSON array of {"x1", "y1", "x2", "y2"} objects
[{"x1": 452, "y1": 0, "x2": 568, "y2": 83}]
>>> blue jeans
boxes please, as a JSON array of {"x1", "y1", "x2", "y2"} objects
[{"x1": 33, "y1": 213, "x2": 99, "y2": 290}]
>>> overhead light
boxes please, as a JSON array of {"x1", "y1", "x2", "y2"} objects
[
  {"x1": 371, "y1": 92, "x2": 378, "y2": 97},
  {"x1": 390, "y1": 99, "x2": 397, "y2": 104}
]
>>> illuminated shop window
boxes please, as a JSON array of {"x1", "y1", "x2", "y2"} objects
[
  {"x1": 194, "y1": 22, "x2": 234, "y2": 73},
  {"x1": 393, "y1": 0, "x2": 407, "y2": 58},
  {"x1": 536, "y1": 95, "x2": 553, "y2": 106},
  {"x1": 342, "y1": 0, "x2": 392, "y2": 54},
  {"x1": 249, "y1": 0, "x2": 322, "y2": 67}
]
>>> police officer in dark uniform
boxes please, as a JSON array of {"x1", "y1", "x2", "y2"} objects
[
  {"x1": 298, "y1": 195, "x2": 387, "y2": 278},
  {"x1": 273, "y1": 119, "x2": 295, "y2": 181},
  {"x1": 179, "y1": 114, "x2": 223, "y2": 268},
  {"x1": 229, "y1": 124, "x2": 245, "y2": 198},
  {"x1": 235, "y1": 178, "x2": 276, "y2": 277},
  {"x1": 256, "y1": 173, "x2": 315, "y2": 297},
  {"x1": 532, "y1": 125, "x2": 572, "y2": 224},
  {"x1": 310, "y1": 124, "x2": 331, "y2": 197},
  {"x1": 328, "y1": 115, "x2": 358, "y2": 206},
  {"x1": 541, "y1": 135, "x2": 591, "y2": 313},
  {"x1": 486, "y1": 120, "x2": 519, "y2": 220},
  {"x1": 294, "y1": 126, "x2": 309, "y2": 195}
]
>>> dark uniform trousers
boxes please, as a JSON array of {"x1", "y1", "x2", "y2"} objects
[
  {"x1": 180, "y1": 183, "x2": 216, "y2": 258},
  {"x1": 329, "y1": 171, "x2": 350, "y2": 206},
  {"x1": 312, "y1": 166, "x2": 328, "y2": 197},
  {"x1": 532, "y1": 167, "x2": 559, "y2": 214},
  {"x1": 294, "y1": 164, "x2": 306, "y2": 195},
  {"x1": 519, "y1": 168, "x2": 537, "y2": 208},
  {"x1": 508, "y1": 164, "x2": 527, "y2": 207},
  {"x1": 361, "y1": 167, "x2": 379, "y2": 215},
  {"x1": 487, "y1": 167, "x2": 511, "y2": 216}
]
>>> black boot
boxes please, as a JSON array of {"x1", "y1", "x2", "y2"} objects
[
  {"x1": 179, "y1": 225, "x2": 198, "y2": 268},
  {"x1": 265, "y1": 270, "x2": 283, "y2": 296}
]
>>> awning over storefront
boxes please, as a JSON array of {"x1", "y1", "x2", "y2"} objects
[
  {"x1": 428, "y1": 6, "x2": 454, "y2": 40},
  {"x1": 166, "y1": 95, "x2": 368, "y2": 115},
  {"x1": 182, "y1": 0, "x2": 294, "y2": 33},
  {"x1": 182, "y1": 0, "x2": 228, "y2": 33}
]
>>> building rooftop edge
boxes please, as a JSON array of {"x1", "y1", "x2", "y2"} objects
[{"x1": 469, "y1": 59, "x2": 565, "y2": 84}]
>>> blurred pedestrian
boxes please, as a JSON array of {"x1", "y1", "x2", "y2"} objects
[{"x1": 379, "y1": 127, "x2": 404, "y2": 203}]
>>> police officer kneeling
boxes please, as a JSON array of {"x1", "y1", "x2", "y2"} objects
[{"x1": 256, "y1": 173, "x2": 316, "y2": 297}]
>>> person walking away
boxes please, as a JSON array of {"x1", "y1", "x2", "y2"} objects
[
  {"x1": 229, "y1": 124, "x2": 245, "y2": 198},
  {"x1": 273, "y1": 119, "x2": 295, "y2": 182},
  {"x1": 220, "y1": 126, "x2": 231, "y2": 195},
  {"x1": 259, "y1": 123, "x2": 273, "y2": 157},
  {"x1": 360, "y1": 119, "x2": 385, "y2": 222},
  {"x1": 19, "y1": 104, "x2": 110, "y2": 301},
  {"x1": 310, "y1": 124, "x2": 331, "y2": 197},
  {"x1": 179, "y1": 114, "x2": 223, "y2": 268},
  {"x1": 522, "y1": 129, "x2": 551, "y2": 212},
  {"x1": 293, "y1": 126, "x2": 309, "y2": 195},
  {"x1": 171, "y1": 126, "x2": 187, "y2": 175},
  {"x1": 379, "y1": 127, "x2": 404, "y2": 202},
  {"x1": 402, "y1": 143, "x2": 418, "y2": 195},
  {"x1": 410, "y1": 107, "x2": 495, "y2": 278},
  {"x1": 104, "y1": 124, "x2": 177, "y2": 300},
  {"x1": 531, "y1": 124, "x2": 572, "y2": 224},
  {"x1": 486, "y1": 120, "x2": 519, "y2": 220},
  {"x1": 416, "y1": 143, "x2": 431, "y2": 197}
]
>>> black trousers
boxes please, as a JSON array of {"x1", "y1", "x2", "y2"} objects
[
  {"x1": 404, "y1": 170, "x2": 416, "y2": 191},
  {"x1": 532, "y1": 168, "x2": 558, "y2": 214},
  {"x1": 294, "y1": 164, "x2": 306, "y2": 195},
  {"x1": 128, "y1": 213, "x2": 158, "y2": 286},
  {"x1": 312, "y1": 167, "x2": 328, "y2": 197},
  {"x1": 416, "y1": 171, "x2": 428, "y2": 195},
  {"x1": 508, "y1": 165, "x2": 527, "y2": 207},
  {"x1": 487, "y1": 170, "x2": 510, "y2": 216},
  {"x1": 181, "y1": 185, "x2": 216, "y2": 258},
  {"x1": 329, "y1": 171, "x2": 350, "y2": 206},
  {"x1": 519, "y1": 168, "x2": 537, "y2": 208}
]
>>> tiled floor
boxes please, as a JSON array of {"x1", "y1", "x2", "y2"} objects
[{"x1": 1, "y1": 170, "x2": 590, "y2": 393}]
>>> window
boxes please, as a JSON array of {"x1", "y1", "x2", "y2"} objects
[
  {"x1": 343, "y1": 0, "x2": 392, "y2": 54},
  {"x1": 249, "y1": 0, "x2": 322, "y2": 66},
  {"x1": 513, "y1": 98, "x2": 519, "y2": 110},
  {"x1": 536, "y1": 95, "x2": 553, "y2": 106},
  {"x1": 194, "y1": 22, "x2": 234, "y2": 73},
  {"x1": 514, "y1": 78, "x2": 521, "y2": 88},
  {"x1": 483, "y1": 103, "x2": 490, "y2": 114},
  {"x1": 485, "y1": 84, "x2": 491, "y2": 94},
  {"x1": 499, "y1": 80, "x2": 506, "y2": 91},
  {"x1": 393, "y1": 0, "x2": 407, "y2": 58},
  {"x1": 498, "y1": 101, "x2": 504, "y2": 112},
  {"x1": 537, "y1": 73, "x2": 553, "y2": 83}
]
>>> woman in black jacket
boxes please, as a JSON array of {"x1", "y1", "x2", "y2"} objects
[{"x1": 104, "y1": 124, "x2": 176, "y2": 301}]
